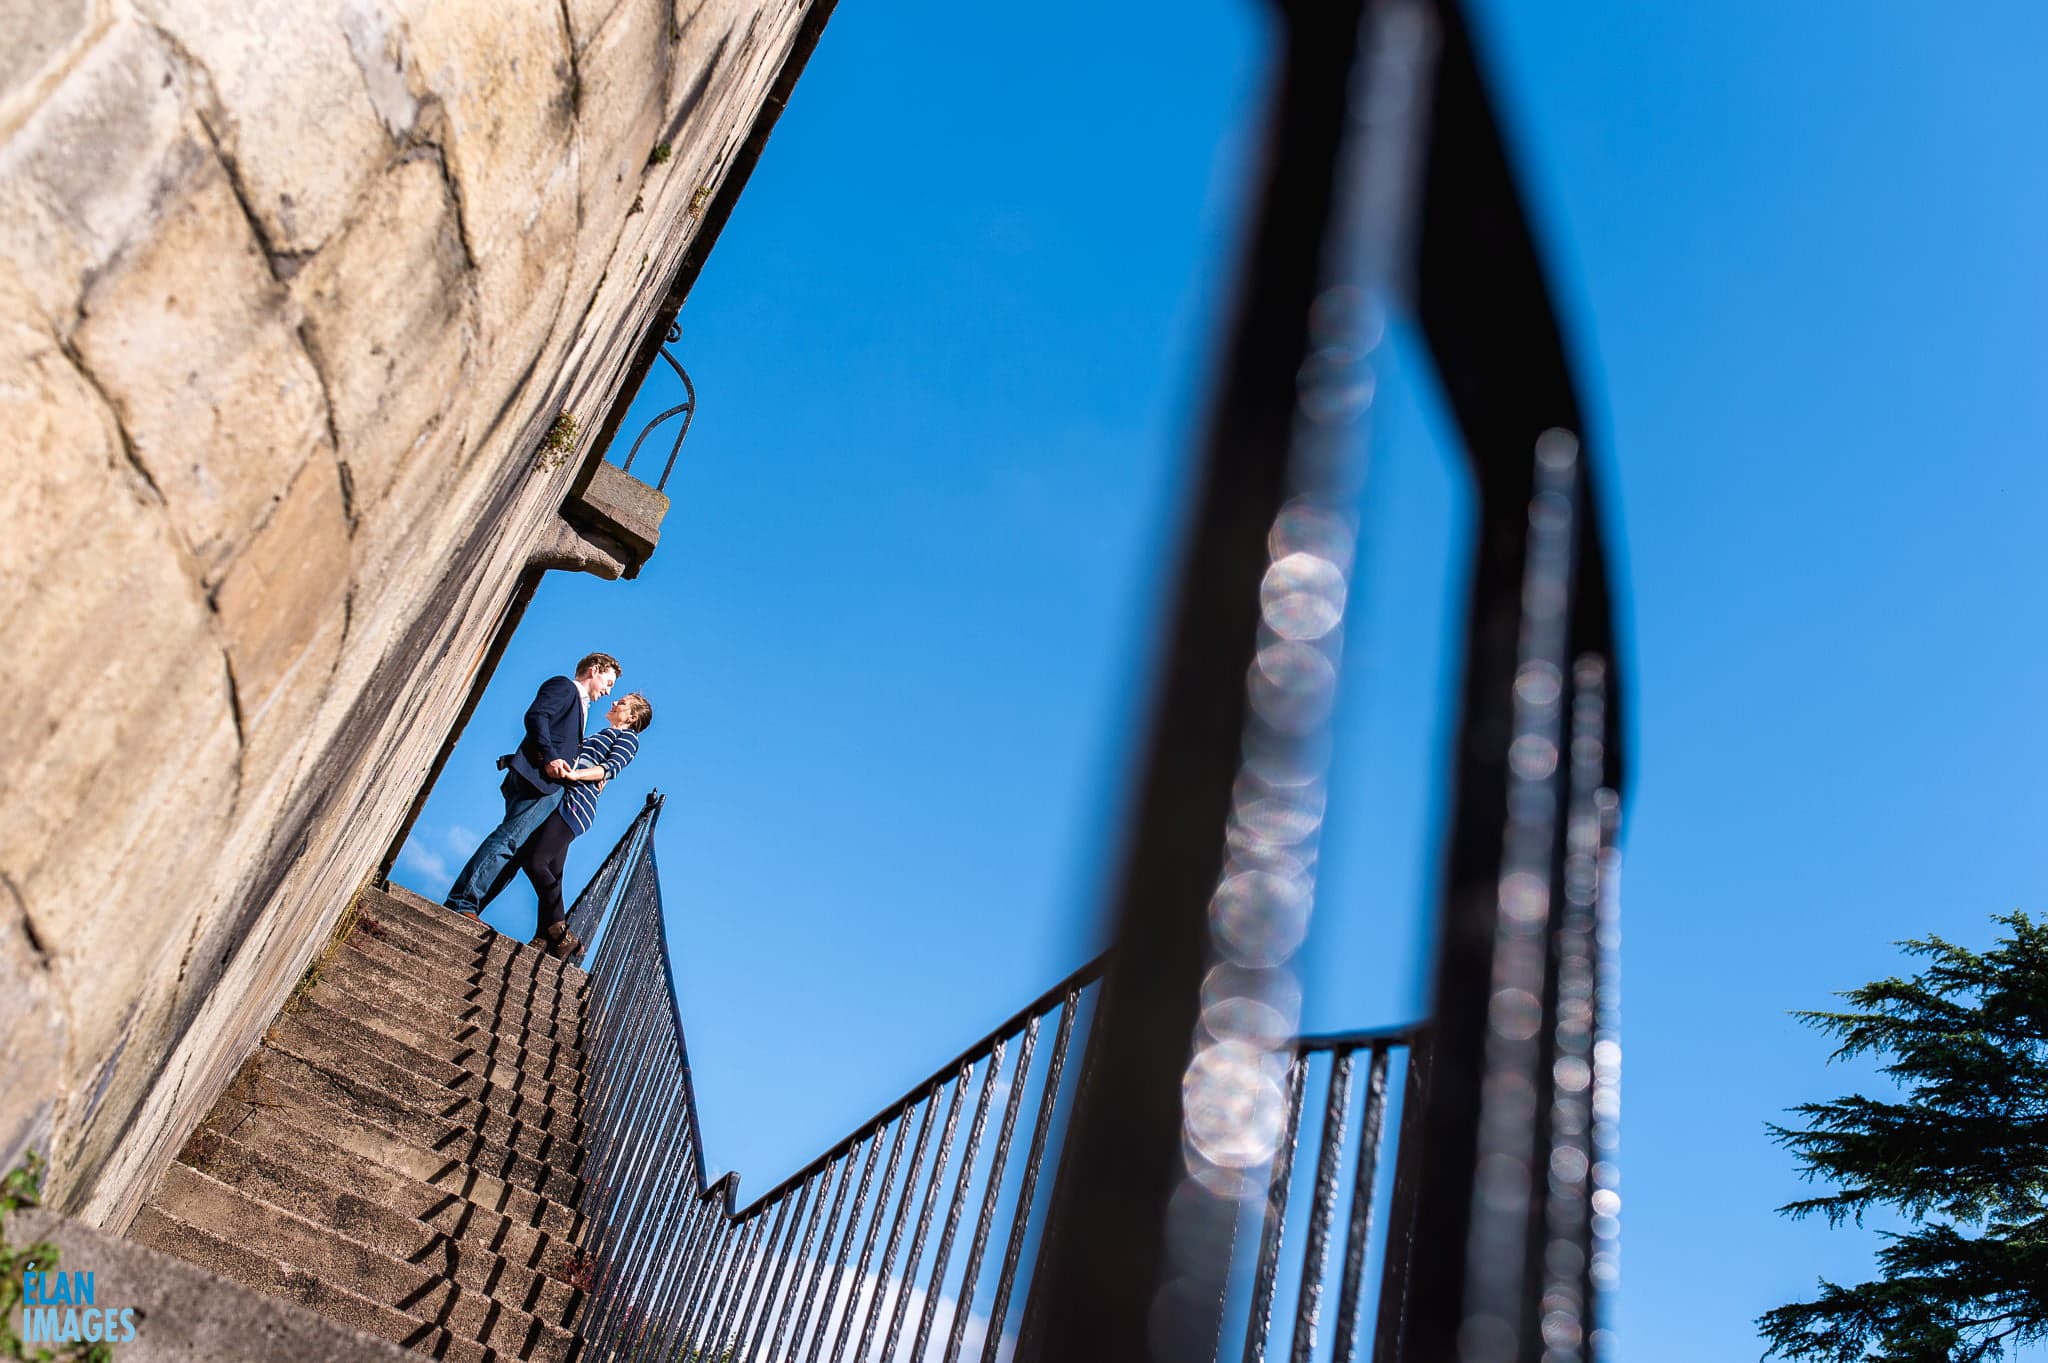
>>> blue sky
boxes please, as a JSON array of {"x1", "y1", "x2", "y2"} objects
[{"x1": 399, "y1": 2, "x2": 2048, "y2": 1357}]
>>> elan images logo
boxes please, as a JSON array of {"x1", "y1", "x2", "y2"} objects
[{"x1": 18, "y1": 1264, "x2": 137, "y2": 1347}]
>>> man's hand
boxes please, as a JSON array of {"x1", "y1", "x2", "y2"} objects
[{"x1": 544, "y1": 758, "x2": 572, "y2": 780}]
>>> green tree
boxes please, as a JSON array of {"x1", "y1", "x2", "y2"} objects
[{"x1": 1761, "y1": 912, "x2": 2048, "y2": 1362}]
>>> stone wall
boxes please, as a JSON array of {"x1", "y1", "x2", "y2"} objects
[{"x1": 0, "y1": 0, "x2": 821, "y2": 1228}]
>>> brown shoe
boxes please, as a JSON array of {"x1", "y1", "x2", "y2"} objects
[{"x1": 530, "y1": 922, "x2": 583, "y2": 962}]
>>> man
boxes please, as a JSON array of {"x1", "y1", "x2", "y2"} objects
[{"x1": 443, "y1": 652, "x2": 621, "y2": 919}]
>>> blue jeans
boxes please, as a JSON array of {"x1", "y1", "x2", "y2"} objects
[{"x1": 444, "y1": 771, "x2": 564, "y2": 916}]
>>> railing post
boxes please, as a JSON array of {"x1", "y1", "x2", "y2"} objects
[
  {"x1": 1369, "y1": 1035, "x2": 1431, "y2": 1363},
  {"x1": 1014, "y1": 0, "x2": 1435, "y2": 1356},
  {"x1": 1386, "y1": 0, "x2": 1628, "y2": 1349}
]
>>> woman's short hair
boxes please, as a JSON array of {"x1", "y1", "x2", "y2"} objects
[{"x1": 613, "y1": 692, "x2": 654, "y2": 732}]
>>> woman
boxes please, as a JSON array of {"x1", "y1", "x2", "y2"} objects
[{"x1": 519, "y1": 691, "x2": 653, "y2": 959}]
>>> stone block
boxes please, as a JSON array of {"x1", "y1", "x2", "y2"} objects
[
  {"x1": 138, "y1": 0, "x2": 398, "y2": 256},
  {"x1": 293, "y1": 153, "x2": 471, "y2": 517},
  {"x1": 565, "y1": 0, "x2": 670, "y2": 314},
  {"x1": 211, "y1": 454, "x2": 349, "y2": 731},
  {"x1": 564, "y1": 0, "x2": 631, "y2": 54},
  {"x1": 0, "y1": 20, "x2": 210, "y2": 323},
  {"x1": 71, "y1": 156, "x2": 331, "y2": 581},
  {"x1": 0, "y1": 0, "x2": 105, "y2": 120},
  {"x1": 568, "y1": 458, "x2": 669, "y2": 567},
  {"x1": 326, "y1": 401, "x2": 475, "y2": 686},
  {"x1": 390, "y1": 0, "x2": 578, "y2": 388},
  {"x1": 0, "y1": 890, "x2": 64, "y2": 1177}
]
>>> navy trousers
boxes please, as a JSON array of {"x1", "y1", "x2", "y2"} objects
[{"x1": 519, "y1": 810, "x2": 578, "y2": 934}]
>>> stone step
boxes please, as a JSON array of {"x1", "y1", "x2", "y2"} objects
[
  {"x1": 199, "y1": 1082, "x2": 583, "y2": 1247},
  {"x1": 283, "y1": 997, "x2": 584, "y2": 1129},
  {"x1": 321, "y1": 940, "x2": 586, "y2": 1055},
  {"x1": 307, "y1": 970, "x2": 587, "y2": 1094},
  {"x1": 369, "y1": 884, "x2": 588, "y2": 995},
  {"x1": 343, "y1": 903, "x2": 580, "y2": 1003},
  {"x1": 147, "y1": 1163, "x2": 576, "y2": 1362},
  {"x1": 131, "y1": 1204, "x2": 494, "y2": 1363},
  {"x1": 332, "y1": 925, "x2": 585, "y2": 1034},
  {"x1": 351, "y1": 915, "x2": 554, "y2": 1003},
  {"x1": 311, "y1": 954, "x2": 587, "y2": 1079},
  {"x1": 255, "y1": 1037, "x2": 585, "y2": 1181},
  {"x1": 177, "y1": 1129, "x2": 582, "y2": 1329},
  {"x1": 338, "y1": 930, "x2": 580, "y2": 1031},
  {"x1": 264, "y1": 1010, "x2": 585, "y2": 1166},
  {"x1": 363, "y1": 886, "x2": 583, "y2": 994},
  {"x1": 233, "y1": 1054, "x2": 584, "y2": 1205}
]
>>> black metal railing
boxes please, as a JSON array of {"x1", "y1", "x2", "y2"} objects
[
  {"x1": 613, "y1": 322, "x2": 697, "y2": 493},
  {"x1": 1238, "y1": 1028, "x2": 1426, "y2": 1363},
  {"x1": 670, "y1": 963, "x2": 1105, "y2": 1363},
  {"x1": 565, "y1": 792, "x2": 1111, "y2": 1362},
  {"x1": 570, "y1": 791, "x2": 1106, "y2": 1361},
  {"x1": 562, "y1": 803, "x2": 705, "y2": 1358},
  {"x1": 563, "y1": 796, "x2": 1442, "y2": 1363}
]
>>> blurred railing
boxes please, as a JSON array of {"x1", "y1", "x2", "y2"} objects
[
  {"x1": 612, "y1": 322, "x2": 696, "y2": 493},
  {"x1": 1018, "y1": 0, "x2": 1627, "y2": 1359}
]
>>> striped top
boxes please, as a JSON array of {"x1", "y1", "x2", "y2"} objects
[{"x1": 561, "y1": 727, "x2": 640, "y2": 835}]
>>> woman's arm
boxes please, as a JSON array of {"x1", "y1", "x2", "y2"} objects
[
  {"x1": 565, "y1": 731, "x2": 635, "y2": 783},
  {"x1": 560, "y1": 732, "x2": 609, "y2": 783},
  {"x1": 598, "y1": 734, "x2": 637, "y2": 780}
]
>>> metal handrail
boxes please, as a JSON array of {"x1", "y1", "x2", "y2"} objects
[
  {"x1": 569, "y1": 809, "x2": 1112, "y2": 1363},
  {"x1": 615, "y1": 322, "x2": 696, "y2": 493},
  {"x1": 727, "y1": 952, "x2": 1107, "y2": 1222},
  {"x1": 566, "y1": 802, "x2": 1097, "y2": 1361}
]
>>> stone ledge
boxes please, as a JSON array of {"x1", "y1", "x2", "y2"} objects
[
  {"x1": 565, "y1": 456, "x2": 670, "y2": 573},
  {"x1": 8, "y1": 1206, "x2": 416, "y2": 1362}
]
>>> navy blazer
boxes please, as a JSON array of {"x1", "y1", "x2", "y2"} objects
[{"x1": 505, "y1": 676, "x2": 586, "y2": 792}]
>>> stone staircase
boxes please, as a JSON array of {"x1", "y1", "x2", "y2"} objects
[{"x1": 130, "y1": 884, "x2": 595, "y2": 1362}]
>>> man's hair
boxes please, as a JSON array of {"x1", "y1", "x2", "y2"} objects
[
  {"x1": 613, "y1": 692, "x2": 654, "y2": 733},
  {"x1": 575, "y1": 652, "x2": 622, "y2": 680}
]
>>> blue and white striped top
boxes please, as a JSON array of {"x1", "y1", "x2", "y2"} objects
[{"x1": 562, "y1": 727, "x2": 640, "y2": 835}]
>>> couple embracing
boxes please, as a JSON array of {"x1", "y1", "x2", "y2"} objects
[{"x1": 443, "y1": 651, "x2": 654, "y2": 959}]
